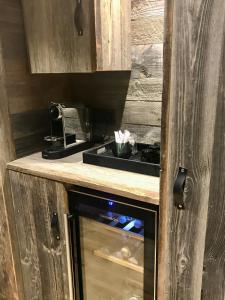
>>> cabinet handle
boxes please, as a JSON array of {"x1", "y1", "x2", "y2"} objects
[
  {"x1": 74, "y1": 0, "x2": 83, "y2": 36},
  {"x1": 51, "y1": 212, "x2": 60, "y2": 240},
  {"x1": 173, "y1": 167, "x2": 188, "y2": 209}
]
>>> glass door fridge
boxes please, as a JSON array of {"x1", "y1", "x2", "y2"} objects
[{"x1": 68, "y1": 187, "x2": 158, "y2": 300}]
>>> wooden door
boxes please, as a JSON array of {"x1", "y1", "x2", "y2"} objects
[
  {"x1": 9, "y1": 171, "x2": 73, "y2": 300},
  {"x1": 158, "y1": 0, "x2": 225, "y2": 299},
  {"x1": 94, "y1": 0, "x2": 131, "y2": 71},
  {"x1": 22, "y1": 0, "x2": 96, "y2": 73}
]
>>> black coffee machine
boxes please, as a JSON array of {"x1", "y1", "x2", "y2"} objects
[{"x1": 42, "y1": 102, "x2": 92, "y2": 159}]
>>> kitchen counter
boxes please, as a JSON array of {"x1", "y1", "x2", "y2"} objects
[{"x1": 7, "y1": 152, "x2": 160, "y2": 205}]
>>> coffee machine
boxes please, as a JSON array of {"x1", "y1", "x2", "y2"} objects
[{"x1": 42, "y1": 102, "x2": 92, "y2": 159}]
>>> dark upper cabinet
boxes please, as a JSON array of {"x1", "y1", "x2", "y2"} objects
[{"x1": 21, "y1": 0, "x2": 131, "y2": 73}]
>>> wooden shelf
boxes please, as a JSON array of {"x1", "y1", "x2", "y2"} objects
[{"x1": 94, "y1": 249, "x2": 144, "y2": 274}]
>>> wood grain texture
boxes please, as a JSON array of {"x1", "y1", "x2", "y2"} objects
[
  {"x1": 0, "y1": 39, "x2": 18, "y2": 300},
  {"x1": 132, "y1": 17, "x2": 164, "y2": 45},
  {"x1": 157, "y1": 0, "x2": 173, "y2": 298},
  {"x1": 122, "y1": 101, "x2": 162, "y2": 126},
  {"x1": 95, "y1": 0, "x2": 131, "y2": 71},
  {"x1": 22, "y1": 0, "x2": 96, "y2": 73},
  {"x1": 7, "y1": 152, "x2": 160, "y2": 206},
  {"x1": 9, "y1": 171, "x2": 71, "y2": 300},
  {"x1": 159, "y1": 0, "x2": 225, "y2": 299},
  {"x1": 201, "y1": 28, "x2": 225, "y2": 300},
  {"x1": 131, "y1": 44, "x2": 163, "y2": 80},
  {"x1": 121, "y1": 124, "x2": 161, "y2": 144},
  {"x1": 132, "y1": 0, "x2": 164, "y2": 19}
]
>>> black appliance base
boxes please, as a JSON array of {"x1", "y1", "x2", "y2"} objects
[{"x1": 42, "y1": 141, "x2": 93, "y2": 160}]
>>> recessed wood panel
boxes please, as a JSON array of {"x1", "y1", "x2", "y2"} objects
[
  {"x1": 22, "y1": 0, "x2": 96, "y2": 73},
  {"x1": 95, "y1": 0, "x2": 131, "y2": 71}
]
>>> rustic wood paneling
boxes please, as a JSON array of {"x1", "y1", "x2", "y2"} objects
[
  {"x1": 159, "y1": 0, "x2": 225, "y2": 299},
  {"x1": 121, "y1": 124, "x2": 161, "y2": 144},
  {"x1": 22, "y1": 0, "x2": 96, "y2": 73},
  {"x1": 9, "y1": 171, "x2": 71, "y2": 300},
  {"x1": 122, "y1": 101, "x2": 162, "y2": 126},
  {"x1": 201, "y1": 33, "x2": 225, "y2": 300},
  {"x1": 132, "y1": 17, "x2": 164, "y2": 45},
  {"x1": 131, "y1": 0, "x2": 164, "y2": 19},
  {"x1": 95, "y1": 0, "x2": 131, "y2": 71},
  {"x1": 131, "y1": 44, "x2": 163, "y2": 80},
  {"x1": 157, "y1": 0, "x2": 173, "y2": 298},
  {"x1": 0, "y1": 39, "x2": 18, "y2": 300}
]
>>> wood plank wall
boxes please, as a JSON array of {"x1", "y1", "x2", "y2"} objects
[
  {"x1": 71, "y1": 0, "x2": 164, "y2": 144},
  {"x1": 123, "y1": 0, "x2": 164, "y2": 143}
]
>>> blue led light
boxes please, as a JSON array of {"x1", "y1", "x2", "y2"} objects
[
  {"x1": 108, "y1": 201, "x2": 114, "y2": 207},
  {"x1": 118, "y1": 215, "x2": 127, "y2": 224}
]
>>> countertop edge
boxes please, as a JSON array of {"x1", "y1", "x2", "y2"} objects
[{"x1": 7, "y1": 158, "x2": 160, "y2": 206}]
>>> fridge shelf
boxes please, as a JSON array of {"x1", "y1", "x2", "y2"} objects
[{"x1": 94, "y1": 249, "x2": 144, "y2": 274}]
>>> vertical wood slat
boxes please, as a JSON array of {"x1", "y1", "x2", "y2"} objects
[
  {"x1": 94, "y1": 0, "x2": 131, "y2": 71},
  {"x1": 9, "y1": 171, "x2": 71, "y2": 300},
  {"x1": 0, "y1": 39, "x2": 18, "y2": 300},
  {"x1": 201, "y1": 25, "x2": 225, "y2": 299},
  {"x1": 159, "y1": 0, "x2": 225, "y2": 299}
]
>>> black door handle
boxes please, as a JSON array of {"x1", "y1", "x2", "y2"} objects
[
  {"x1": 173, "y1": 167, "x2": 188, "y2": 209},
  {"x1": 51, "y1": 212, "x2": 60, "y2": 240},
  {"x1": 74, "y1": 0, "x2": 83, "y2": 36}
]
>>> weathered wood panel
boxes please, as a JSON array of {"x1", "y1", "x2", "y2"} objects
[
  {"x1": 122, "y1": 101, "x2": 162, "y2": 126},
  {"x1": 132, "y1": 17, "x2": 164, "y2": 45},
  {"x1": 95, "y1": 0, "x2": 131, "y2": 71},
  {"x1": 9, "y1": 171, "x2": 71, "y2": 300},
  {"x1": 132, "y1": 0, "x2": 164, "y2": 19},
  {"x1": 159, "y1": 0, "x2": 225, "y2": 299},
  {"x1": 131, "y1": 44, "x2": 163, "y2": 80},
  {"x1": 123, "y1": 0, "x2": 164, "y2": 141},
  {"x1": 0, "y1": 39, "x2": 18, "y2": 300},
  {"x1": 201, "y1": 34, "x2": 225, "y2": 300},
  {"x1": 22, "y1": 0, "x2": 96, "y2": 73},
  {"x1": 127, "y1": 78, "x2": 163, "y2": 101},
  {"x1": 121, "y1": 124, "x2": 161, "y2": 144}
]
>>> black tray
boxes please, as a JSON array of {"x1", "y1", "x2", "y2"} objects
[{"x1": 83, "y1": 141, "x2": 160, "y2": 177}]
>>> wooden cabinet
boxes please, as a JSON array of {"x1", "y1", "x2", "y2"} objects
[
  {"x1": 9, "y1": 171, "x2": 73, "y2": 300},
  {"x1": 21, "y1": 0, "x2": 131, "y2": 73}
]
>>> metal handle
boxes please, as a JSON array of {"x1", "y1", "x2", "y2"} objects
[
  {"x1": 173, "y1": 167, "x2": 188, "y2": 209},
  {"x1": 51, "y1": 212, "x2": 60, "y2": 240},
  {"x1": 74, "y1": 0, "x2": 83, "y2": 36}
]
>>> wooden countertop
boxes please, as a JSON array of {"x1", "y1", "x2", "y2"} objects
[{"x1": 7, "y1": 152, "x2": 160, "y2": 205}]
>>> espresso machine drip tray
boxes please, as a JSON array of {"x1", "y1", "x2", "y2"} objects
[{"x1": 42, "y1": 140, "x2": 93, "y2": 160}]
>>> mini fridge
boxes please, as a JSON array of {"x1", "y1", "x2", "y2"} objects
[{"x1": 68, "y1": 187, "x2": 158, "y2": 300}]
